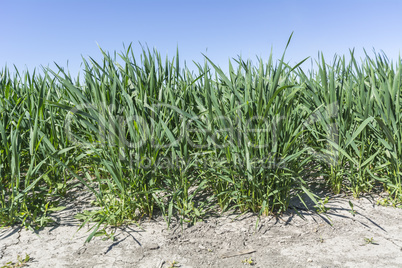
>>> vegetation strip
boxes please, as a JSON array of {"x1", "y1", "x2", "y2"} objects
[{"x1": 1, "y1": 37, "x2": 401, "y2": 242}]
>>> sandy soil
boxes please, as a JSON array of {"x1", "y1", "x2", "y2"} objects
[{"x1": 1, "y1": 192, "x2": 402, "y2": 268}]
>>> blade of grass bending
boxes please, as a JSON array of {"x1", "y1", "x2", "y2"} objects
[
  {"x1": 344, "y1": 116, "x2": 374, "y2": 148},
  {"x1": 202, "y1": 54, "x2": 233, "y2": 90}
]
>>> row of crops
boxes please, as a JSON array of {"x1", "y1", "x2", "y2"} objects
[{"x1": 1, "y1": 40, "x2": 401, "y2": 238}]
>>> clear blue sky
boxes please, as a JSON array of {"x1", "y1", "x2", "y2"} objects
[{"x1": 1, "y1": 0, "x2": 402, "y2": 77}]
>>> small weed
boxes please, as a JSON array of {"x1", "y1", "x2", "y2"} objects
[
  {"x1": 318, "y1": 236, "x2": 324, "y2": 243},
  {"x1": 361, "y1": 237, "x2": 379, "y2": 246},
  {"x1": 93, "y1": 228, "x2": 116, "y2": 241},
  {"x1": 377, "y1": 198, "x2": 401, "y2": 208},
  {"x1": 1, "y1": 254, "x2": 30, "y2": 268},
  {"x1": 377, "y1": 198, "x2": 390, "y2": 207},
  {"x1": 348, "y1": 201, "x2": 356, "y2": 216},
  {"x1": 314, "y1": 196, "x2": 329, "y2": 214},
  {"x1": 364, "y1": 237, "x2": 375, "y2": 244},
  {"x1": 168, "y1": 260, "x2": 179, "y2": 267},
  {"x1": 241, "y1": 257, "x2": 255, "y2": 266}
]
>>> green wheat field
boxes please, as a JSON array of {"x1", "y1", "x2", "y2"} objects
[{"x1": 1, "y1": 37, "x2": 401, "y2": 242}]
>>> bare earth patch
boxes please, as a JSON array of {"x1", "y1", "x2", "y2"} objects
[{"x1": 1, "y1": 194, "x2": 402, "y2": 268}]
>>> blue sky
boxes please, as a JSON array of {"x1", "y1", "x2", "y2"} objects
[{"x1": 1, "y1": 0, "x2": 402, "y2": 77}]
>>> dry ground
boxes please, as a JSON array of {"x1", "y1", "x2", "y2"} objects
[{"x1": 1, "y1": 192, "x2": 402, "y2": 268}]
